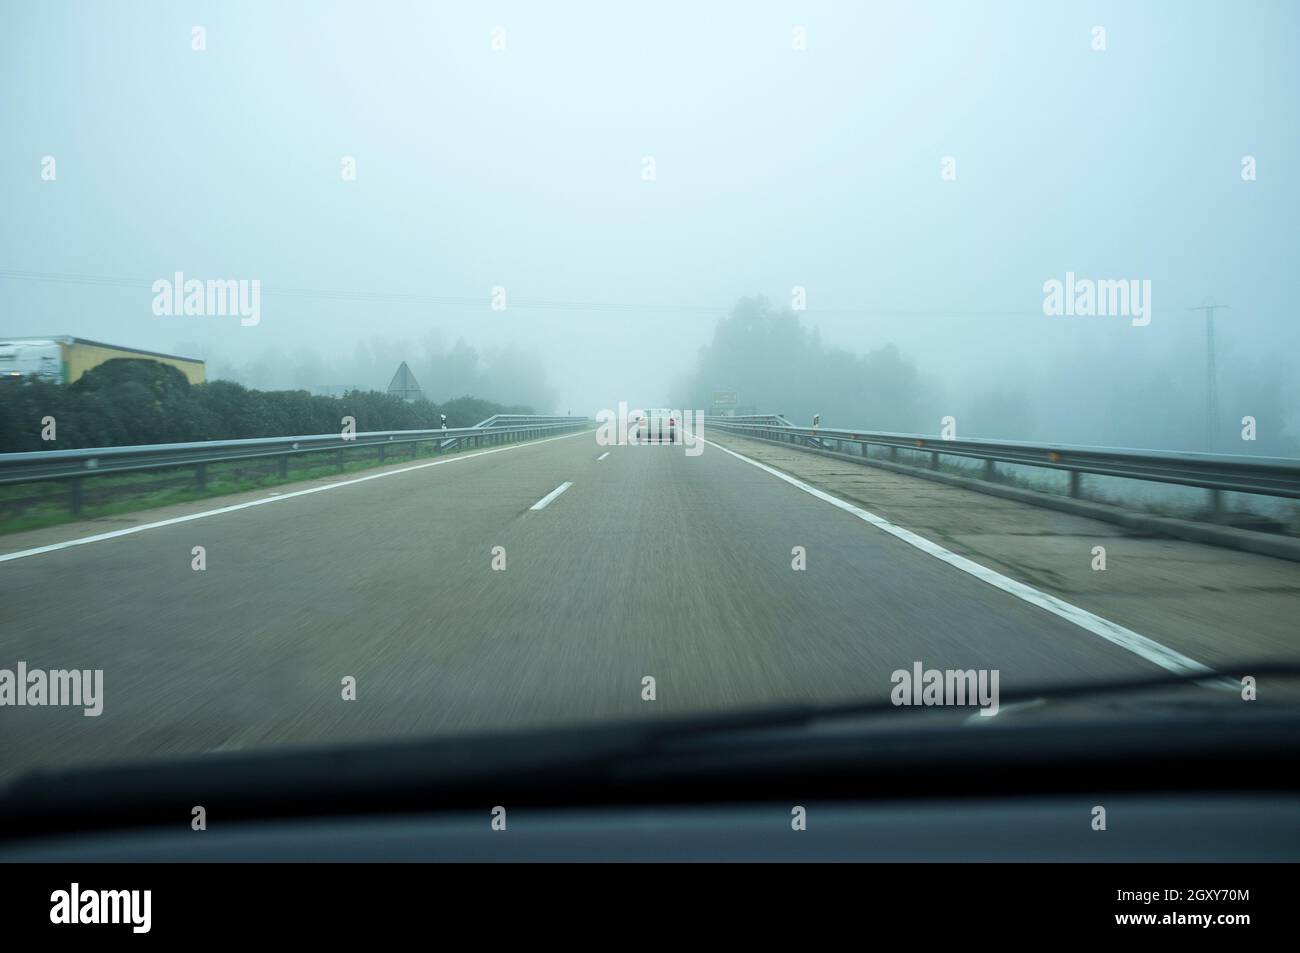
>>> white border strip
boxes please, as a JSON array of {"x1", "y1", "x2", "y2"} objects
[
  {"x1": 530, "y1": 481, "x2": 573, "y2": 510},
  {"x1": 706, "y1": 438, "x2": 1215, "y2": 677},
  {"x1": 1, "y1": 430, "x2": 594, "y2": 564}
]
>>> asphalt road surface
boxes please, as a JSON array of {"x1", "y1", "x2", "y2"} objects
[{"x1": 0, "y1": 428, "x2": 1293, "y2": 780}]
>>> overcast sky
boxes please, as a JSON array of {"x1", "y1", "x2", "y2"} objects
[{"x1": 2, "y1": 0, "x2": 1297, "y2": 418}]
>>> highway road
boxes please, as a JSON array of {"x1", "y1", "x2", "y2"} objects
[{"x1": 1, "y1": 428, "x2": 1296, "y2": 781}]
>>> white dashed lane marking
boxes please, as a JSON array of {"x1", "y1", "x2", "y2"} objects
[{"x1": 530, "y1": 482, "x2": 574, "y2": 511}]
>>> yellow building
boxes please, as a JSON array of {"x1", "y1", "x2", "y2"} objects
[{"x1": 0, "y1": 336, "x2": 206, "y2": 385}]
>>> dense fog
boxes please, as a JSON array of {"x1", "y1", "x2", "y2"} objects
[{"x1": 3, "y1": 1, "x2": 1296, "y2": 454}]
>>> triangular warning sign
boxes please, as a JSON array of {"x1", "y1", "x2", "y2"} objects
[{"x1": 386, "y1": 361, "x2": 424, "y2": 402}]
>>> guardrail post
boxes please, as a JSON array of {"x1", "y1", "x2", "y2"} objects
[
  {"x1": 279, "y1": 454, "x2": 289, "y2": 478},
  {"x1": 984, "y1": 459, "x2": 995, "y2": 482},
  {"x1": 195, "y1": 462, "x2": 207, "y2": 490},
  {"x1": 1069, "y1": 471, "x2": 1081, "y2": 498},
  {"x1": 378, "y1": 445, "x2": 386, "y2": 463},
  {"x1": 1209, "y1": 488, "x2": 1224, "y2": 520},
  {"x1": 336, "y1": 449, "x2": 344, "y2": 472},
  {"x1": 889, "y1": 446, "x2": 898, "y2": 462},
  {"x1": 69, "y1": 477, "x2": 83, "y2": 517},
  {"x1": 929, "y1": 451, "x2": 938, "y2": 470}
]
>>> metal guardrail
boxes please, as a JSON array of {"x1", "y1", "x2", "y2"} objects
[
  {"x1": 441, "y1": 414, "x2": 590, "y2": 450},
  {"x1": 703, "y1": 417, "x2": 1300, "y2": 507},
  {"x1": 473, "y1": 415, "x2": 583, "y2": 429},
  {"x1": 0, "y1": 416, "x2": 590, "y2": 516},
  {"x1": 707, "y1": 413, "x2": 796, "y2": 428}
]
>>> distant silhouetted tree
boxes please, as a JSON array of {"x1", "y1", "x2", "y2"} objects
[{"x1": 683, "y1": 297, "x2": 937, "y2": 431}]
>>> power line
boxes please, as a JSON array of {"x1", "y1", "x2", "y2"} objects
[{"x1": 0, "y1": 268, "x2": 1042, "y2": 318}]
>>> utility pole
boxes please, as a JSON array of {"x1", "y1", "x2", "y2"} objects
[{"x1": 1188, "y1": 299, "x2": 1228, "y2": 452}]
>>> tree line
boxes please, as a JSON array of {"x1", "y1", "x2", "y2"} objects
[{"x1": 0, "y1": 359, "x2": 536, "y2": 452}]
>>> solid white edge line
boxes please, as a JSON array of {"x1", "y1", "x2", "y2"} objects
[
  {"x1": 1, "y1": 429, "x2": 596, "y2": 563},
  {"x1": 529, "y1": 481, "x2": 574, "y2": 510},
  {"x1": 704, "y1": 438, "x2": 1217, "y2": 679}
]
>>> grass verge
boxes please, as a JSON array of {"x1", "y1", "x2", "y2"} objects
[{"x1": 0, "y1": 438, "x2": 498, "y2": 536}]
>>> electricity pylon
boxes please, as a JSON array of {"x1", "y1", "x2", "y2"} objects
[{"x1": 1188, "y1": 299, "x2": 1228, "y2": 451}]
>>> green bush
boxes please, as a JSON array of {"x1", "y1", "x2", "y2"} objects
[{"x1": 0, "y1": 359, "x2": 535, "y2": 452}]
